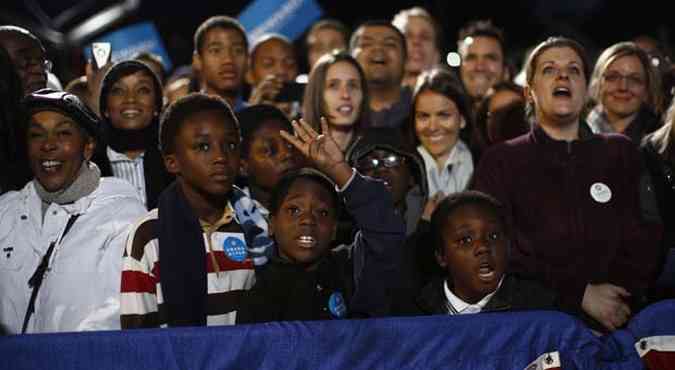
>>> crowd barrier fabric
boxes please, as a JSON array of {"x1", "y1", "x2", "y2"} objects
[{"x1": 1, "y1": 301, "x2": 674, "y2": 370}]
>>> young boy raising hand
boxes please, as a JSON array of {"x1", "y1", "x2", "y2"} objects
[{"x1": 236, "y1": 118, "x2": 406, "y2": 322}]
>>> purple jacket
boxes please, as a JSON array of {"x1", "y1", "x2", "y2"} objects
[{"x1": 472, "y1": 125, "x2": 661, "y2": 314}]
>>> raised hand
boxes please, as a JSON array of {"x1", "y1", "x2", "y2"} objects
[
  {"x1": 280, "y1": 117, "x2": 353, "y2": 187},
  {"x1": 248, "y1": 75, "x2": 283, "y2": 106}
]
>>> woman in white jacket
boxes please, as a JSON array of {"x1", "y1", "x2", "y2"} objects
[{"x1": 0, "y1": 89, "x2": 146, "y2": 334}]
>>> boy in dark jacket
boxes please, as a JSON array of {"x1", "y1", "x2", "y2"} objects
[
  {"x1": 236, "y1": 118, "x2": 405, "y2": 323},
  {"x1": 346, "y1": 127, "x2": 428, "y2": 236},
  {"x1": 408, "y1": 190, "x2": 556, "y2": 315}
]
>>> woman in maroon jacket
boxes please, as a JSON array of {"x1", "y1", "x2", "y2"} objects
[{"x1": 471, "y1": 37, "x2": 661, "y2": 332}]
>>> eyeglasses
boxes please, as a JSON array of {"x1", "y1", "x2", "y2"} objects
[
  {"x1": 602, "y1": 72, "x2": 645, "y2": 88},
  {"x1": 356, "y1": 154, "x2": 405, "y2": 171}
]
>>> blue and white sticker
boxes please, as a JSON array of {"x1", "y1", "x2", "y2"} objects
[
  {"x1": 590, "y1": 182, "x2": 612, "y2": 203},
  {"x1": 212, "y1": 232, "x2": 248, "y2": 262},
  {"x1": 328, "y1": 292, "x2": 347, "y2": 318}
]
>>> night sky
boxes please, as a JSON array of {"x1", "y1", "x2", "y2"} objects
[{"x1": 1, "y1": 0, "x2": 673, "y2": 80}]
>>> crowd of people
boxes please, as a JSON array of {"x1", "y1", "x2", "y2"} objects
[{"x1": 0, "y1": 8, "x2": 673, "y2": 338}]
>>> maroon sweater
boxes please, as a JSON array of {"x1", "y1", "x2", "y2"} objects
[{"x1": 472, "y1": 125, "x2": 661, "y2": 314}]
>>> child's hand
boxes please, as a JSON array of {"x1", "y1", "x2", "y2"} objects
[
  {"x1": 281, "y1": 117, "x2": 353, "y2": 187},
  {"x1": 248, "y1": 75, "x2": 283, "y2": 105}
]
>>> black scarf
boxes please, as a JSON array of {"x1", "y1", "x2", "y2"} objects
[
  {"x1": 106, "y1": 122, "x2": 158, "y2": 153},
  {"x1": 97, "y1": 119, "x2": 173, "y2": 210},
  {"x1": 157, "y1": 181, "x2": 207, "y2": 327}
]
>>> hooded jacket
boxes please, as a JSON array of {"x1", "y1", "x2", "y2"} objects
[{"x1": 346, "y1": 128, "x2": 429, "y2": 236}]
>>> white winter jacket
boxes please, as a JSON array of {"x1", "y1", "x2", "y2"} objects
[{"x1": 0, "y1": 177, "x2": 146, "y2": 334}]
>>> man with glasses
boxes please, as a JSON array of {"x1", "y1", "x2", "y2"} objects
[{"x1": 0, "y1": 26, "x2": 50, "y2": 95}]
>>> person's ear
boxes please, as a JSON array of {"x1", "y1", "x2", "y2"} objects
[
  {"x1": 192, "y1": 52, "x2": 202, "y2": 75},
  {"x1": 245, "y1": 62, "x2": 256, "y2": 86},
  {"x1": 83, "y1": 137, "x2": 95, "y2": 161},
  {"x1": 163, "y1": 153, "x2": 179, "y2": 175},
  {"x1": 330, "y1": 222, "x2": 338, "y2": 242},
  {"x1": 459, "y1": 116, "x2": 466, "y2": 130},
  {"x1": 524, "y1": 85, "x2": 534, "y2": 106}
]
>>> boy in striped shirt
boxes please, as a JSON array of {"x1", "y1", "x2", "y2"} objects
[{"x1": 120, "y1": 93, "x2": 272, "y2": 328}]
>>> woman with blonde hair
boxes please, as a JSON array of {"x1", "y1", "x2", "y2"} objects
[{"x1": 586, "y1": 41, "x2": 664, "y2": 143}]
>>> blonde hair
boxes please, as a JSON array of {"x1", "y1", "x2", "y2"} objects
[
  {"x1": 588, "y1": 41, "x2": 664, "y2": 115},
  {"x1": 646, "y1": 96, "x2": 675, "y2": 155}
]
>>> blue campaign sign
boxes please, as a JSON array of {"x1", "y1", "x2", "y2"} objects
[
  {"x1": 84, "y1": 22, "x2": 172, "y2": 71},
  {"x1": 238, "y1": 0, "x2": 323, "y2": 43}
]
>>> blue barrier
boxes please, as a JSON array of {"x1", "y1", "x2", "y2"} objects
[{"x1": 1, "y1": 301, "x2": 674, "y2": 370}]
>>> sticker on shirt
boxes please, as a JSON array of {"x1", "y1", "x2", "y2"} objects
[
  {"x1": 328, "y1": 292, "x2": 347, "y2": 319},
  {"x1": 211, "y1": 232, "x2": 248, "y2": 262},
  {"x1": 590, "y1": 182, "x2": 612, "y2": 203}
]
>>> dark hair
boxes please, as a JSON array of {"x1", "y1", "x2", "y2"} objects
[
  {"x1": 269, "y1": 168, "x2": 340, "y2": 217},
  {"x1": 0, "y1": 45, "x2": 24, "y2": 147},
  {"x1": 349, "y1": 19, "x2": 408, "y2": 60},
  {"x1": 0, "y1": 45, "x2": 28, "y2": 191},
  {"x1": 302, "y1": 50, "x2": 370, "y2": 133},
  {"x1": 430, "y1": 190, "x2": 507, "y2": 254},
  {"x1": 407, "y1": 66, "x2": 471, "y2": 147},
  {"x1": 236, "y1": 104, "x2": 292, "y2": 158},
  {"x1": 159, "y1": 92, "x2": 238, "y2": 154},
  {"x1": 457, "y1": 19, "x2": 506, "y2": 55},
  {"x1": 472, "y1": 81, "x2": 525, "y2": 150},
  {"x1": 305, "y1": 19, "x2": 350, "y2": 50},
  {"x1": 523, "y1": 37, "x2": 590, "y2": 123},
  {"x1": 193, "y1": 16, "x2": 248, "y2": 55},
  {"x1": 99, "y1": 60, "x2": 164, "y2": 118}
]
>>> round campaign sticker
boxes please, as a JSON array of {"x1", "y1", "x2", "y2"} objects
[
  {"x1": 328, "y1": 292, "x2": 347, "y2": 318},
  {"x1": 222, "y1": 236, "x2": 247, "y2": 262},
  {"x1": 590, "y1": 182, "x2": 612, "y2": 203}
]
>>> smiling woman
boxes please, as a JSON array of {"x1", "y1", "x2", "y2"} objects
[
  {"x1": 95, "y1": 60, "x2": 173, "y2": 209},
  {"x1": 0, "y1": 89, "x2": 146, "y2": 334}
]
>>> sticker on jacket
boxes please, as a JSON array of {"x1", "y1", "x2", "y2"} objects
[
  {"x1": 590, "y1": 182, "x2": 612, "y2": 203},
  {"x1": 328, "y1": 292, "x2": 347, "y2": 318},
  {"x1": 212, "y1": 232, "x2": 248, "y2": 262}
]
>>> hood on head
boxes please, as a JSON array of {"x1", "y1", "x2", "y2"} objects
[
  {"x1": 98, "y1": 59, "x2": 164, "y2": 122},
  {"x1": 346, "y1": 127, "x2": 428, "y2": 199}
]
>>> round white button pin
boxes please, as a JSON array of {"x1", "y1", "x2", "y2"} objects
[{"x1": 590, "y1": 182, "x2": 612, "y2": 203}]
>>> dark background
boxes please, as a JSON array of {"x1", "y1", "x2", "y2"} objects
[{"x1": 1, "y1": 0, "x2": 673, "y2": 84}]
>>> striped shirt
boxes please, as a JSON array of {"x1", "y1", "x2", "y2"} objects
[
  {"x1": 107, "y1": 147, "x2": 147, "y2": 207},
  {"x1": 120, "y1": 207, "x2": 256, "y2": 329}
]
